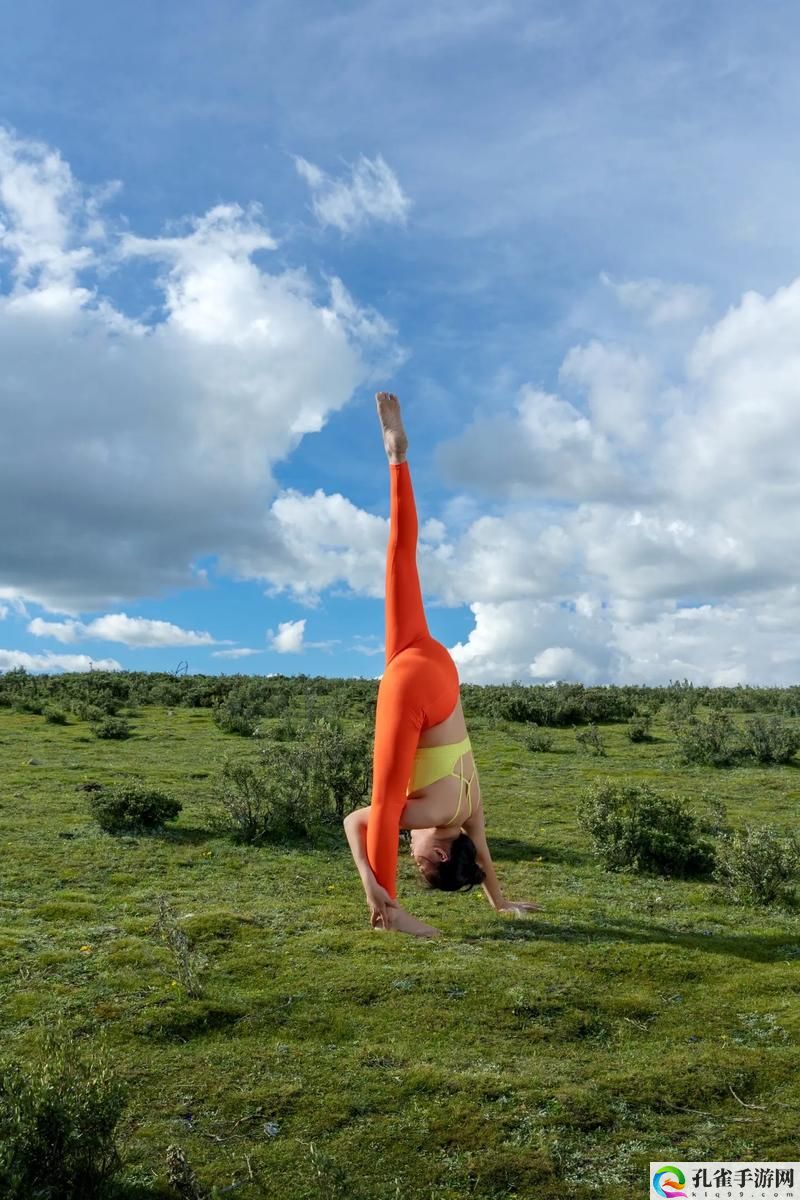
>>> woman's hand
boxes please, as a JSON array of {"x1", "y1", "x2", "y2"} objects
[
  {"x1": 365, "y1": 879, "x2": 400, "y2": 929},
  {"x1": 494, "y1": 899, "x2": 542, "y2": 915}
]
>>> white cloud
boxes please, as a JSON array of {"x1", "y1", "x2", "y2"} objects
[
  {"x1": 0, "y1": 127, "x2": 396, "y2": 614},
  {"x1": 239, "y1": 266, "x2": 800, "y2": 684},
  {"x1": 352, "y1": 634, "x2": 384, "y2": 657},
  {"x1": 211, "y1": 647, "x2": 264, "y2": 659},
  {"x1": 437, "y1": 384, "x2": 635, "y2": 502},
  {"x1": 295, "y1": 153, "x2": 411, "y2": 234},
  {"x1": 26, "y1": 618, "x2": 80, "y2": 643},
  {"x1": 0, "y1": 649, "x2": 121, "y2": 673},
  {"x1": 269, "y1": 618, "x2": 306, "y2": 653},
  {"x1": 601, "y1": 273, "x2": 710, "y2": 326},
  {"x1": 447, "y1": 600, "x2": 619, "y2": 685},
  {"x1": 236, "y1": 489, "x2": 388, "y2": 603},
  {"x1": 0, "y1": 127, "x2": 110, "y2": 293},
  {"x1": 27, "y1": 613, "x2": 220, "y2": 647},
  {"x1": 559, "y1": 341, "x2": 654, "y2": 448}
]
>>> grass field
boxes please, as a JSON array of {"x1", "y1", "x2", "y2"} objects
[{"x1": 1, "y1": 702, "x2": 798, "y2": 1199}]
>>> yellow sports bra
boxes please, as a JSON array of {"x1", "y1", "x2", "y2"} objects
[{"x1": 406, "y1": 735, "x2": 475, "y2": 827}]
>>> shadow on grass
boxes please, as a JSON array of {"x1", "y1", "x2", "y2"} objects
[
  {"x1": 467, "y1": 914, "x2": 800, "y2": 963},
  {"x1": 487, "y1": 837, "x2": 594, "y2": 866},
  {"x1": 161, "y1": 825, "x2": 216, "y2": 846},
  {"x1": 113, "y1": 1184, "x2": 175, "y2": 1200}
]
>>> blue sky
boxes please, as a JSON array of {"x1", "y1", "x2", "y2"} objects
[{"x1": 2, "y1": 0, "x2": 800, "y2": 684}]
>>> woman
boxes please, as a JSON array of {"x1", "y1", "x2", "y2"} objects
[{"x1": 343, "y1": 392, "x2": 541, "y2": 936}]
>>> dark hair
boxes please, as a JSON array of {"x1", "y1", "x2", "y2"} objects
[{"x1": 419, "y1": 832, "x2": 486, "y2": 892}]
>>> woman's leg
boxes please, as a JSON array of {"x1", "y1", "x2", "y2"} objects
[
  {"x1": 366, "y1": 392, "x2": 430, "y2": 898},
  {"x1": 366, "y1": 661, "x2": 424, "y2": 898},
  {"x1": 384, "y1": 460, "x2": 429, "y2": 664}
]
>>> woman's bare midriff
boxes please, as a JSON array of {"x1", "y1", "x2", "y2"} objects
[{"x1": 405, "y1": 696, "x2": 481, "y2": 817}]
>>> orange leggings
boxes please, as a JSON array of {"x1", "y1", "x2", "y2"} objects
[{"x1": 366, "y1": 460, "x2": 460, "y2": 898}]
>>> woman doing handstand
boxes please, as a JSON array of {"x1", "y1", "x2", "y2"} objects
[{"x1": 343, "y1": 392, "x2": 541, "y2": 937}]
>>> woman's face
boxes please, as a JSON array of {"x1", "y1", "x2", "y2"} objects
[{"x1": 409, "y1": 828, "x2": 451, "y2": 875}]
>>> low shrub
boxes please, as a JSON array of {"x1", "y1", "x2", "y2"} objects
[
  {"x1": 89, "y1": 783, "x2": 181, "y2": 834},
  {"x1": 301, "y1": 717, "x2": 372, "y2": 820},
  {"x1": 575, "y1": 723, "x2": 606, "y2": 756},
  {"x1": 208, "y1": 754, "x2": 311, "y2": 843},
  {"x1": 209, "y1": 718, "x2": 372, "y2": 843},
  {"x1": 673, "y1": 711, "x2": 742, "y2": 767},
  {"x1": 694, "y1": 790, "x2": 733, "y2": 838},
  {"x1": 271, "y1": 715, "x2": 299, "y2": 742},
  {"x1": 740, "y1": 715, "x2": 800, "y2": 765},
  {"x1": 714, "y1": 825, "x2": 800, "y2": 906},
  {"x1": 0, "y1": 1023, "x2": 127, "y2": 1199},
  {"x1": 626, "y1": 712, "x2": 652, "y2": 743},
  {"x1": 578, "y1": 779, "x2": 715, "y2": 877},
  {"x1": 42, "y1": 705, "x2": 68, "y2": 725},
  {"x1": 212, "y1": 688, "x2": 262, "y2": 737},
  {"x1": 151, "y1": 896, "x2": 206, "y2": 999},
  {"x1": 91, "y1": 716, "x2": 131, "y2": 741},
  {"x1": 521, "y1": 723, "x2": 554, "y2": 752}
]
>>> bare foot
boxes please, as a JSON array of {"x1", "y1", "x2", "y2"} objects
[
  {"x1": 375, "y1": 392, "x2": 408, "y2": 464},
  {"x1": 373, "y1": 904, "x2": 441, "y2": 938}
]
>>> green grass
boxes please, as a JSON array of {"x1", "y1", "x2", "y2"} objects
[{"x1": 1, "y1": 704, "x2": 799, "y2": 1199}]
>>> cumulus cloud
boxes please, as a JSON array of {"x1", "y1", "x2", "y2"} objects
[
  {"x1": 559, "y1": 341, "x2": 654, "y2": 449},
  {"x1": 437, "y1": 384, "x2": 638, "y2": 502},
  {"x1": 447, "y1": 600, "x2": 621, "y2": 685},
  {"x1": 269, "y1": 618, "x2": 306, "y2": 653},
  {"x1": 27, "y1": 613, "x2": 220, "y2": 647},
  {"x1": 0, "y1": 127, "x2": 396, "y2": 615},
  {"x1": 241, "y1": 269, "x2": 800, "y2": 684},
  {"x1": 601, "y1": 272, "x2": 710, "y2": 326},
  {"x1": 294, "y1": 153, "x2": 411, "y2": 233},
  {"x1": 0, "y1": 649, "x2": 121, "y2": 672},
  {"x1": 211, "y1": 647, "x2": 264, "y2": 659}
]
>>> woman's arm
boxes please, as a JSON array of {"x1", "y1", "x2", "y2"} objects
[
  {"x1": 344, "y1": 808, "x2": 440, "y2": 936},
  {"x1": 462, "y1": 802, "x2": 542, "y2": 914},
  {"x1": 343, "y1": 807, "x2": 375, "y2": 888},
  {"x1": 344, "y1": 807, "x2": 397, "y2": 924}
]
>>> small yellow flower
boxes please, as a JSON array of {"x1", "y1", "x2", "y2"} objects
[
  {"x1": 79, "y1": 945, "x2": 92, "y2": 953},
  {"x1": 170, "y1": 980, "x2": 178, "y2": 987}
]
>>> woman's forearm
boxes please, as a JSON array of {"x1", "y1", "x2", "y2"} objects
[
  {"x1": 479, "y1": 864, "x2": 505, "y2": 908},
  {"x1": 473, "y1": 840, "x2": 505, "y2": 908},
  {"x1": 344, "y1": 812, "x2": 377, "y2": 890}
]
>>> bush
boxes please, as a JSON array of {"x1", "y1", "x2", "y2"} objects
[
  {"x1": 740, "y1": 715, "x2": 800, "y2": 765},
  {"x1": 89, "y1": 783, "x2": 181, "y2": 834},
  {"x1": 209, "y1": 754, "x2": 312, "y2": 843},
  {"x1": 626, "y1": 712, "x2": 652, "y2": 743},
  {"x1": 714, "y1": 825, "x2": 800, "y2": 906},
  {"x1": 301, "y1": 717, "x2": 372, "y2": 820},
  {"x1": 0, "y1": 1024, "x2": 127, "y2": 1199},
  {"x1": 209, "y1": 719, "x2": 372, "y2": 843},
  {"x1": 212, "y1": 686, "x2": 263, "y2": 737},
  {"x1": 152, "y1": 896, "x2": 205, "y2": 999},
  {"x1": 673, "y1": 711, "x2": 742, "y2": 767},
  {"x1": 694, "y1": 790, "x2": 732, "y2": 838},
  {"x1": 578, "y1": 779, "x2": 715, "y2": 877},
  {"x1": 575, "y1": 723, "x2": 606, "y2": 756},
  {"x1": 271, "y1": 715, "x2": 299, "y2": 742},
  {"x1": 43, "y1": 705, "x2": 68, "y2": 725},
  {"x1": 91, "y1": 716, "x2": 131, "y2": 741},
  {"x1": 521, "y1": 723, "x2": 554, "y2": 752}
]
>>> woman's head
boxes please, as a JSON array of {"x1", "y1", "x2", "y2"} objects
[{"x1": 410, "y1": 830, "x2": 486, "y2": 892}]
